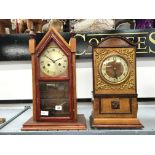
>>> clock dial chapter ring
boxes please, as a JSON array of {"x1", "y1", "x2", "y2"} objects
[
  {"x1": 99, "y1": 54, "x2": 130, "y2": 85},
  {"x1": 40, "y1": 47, "x2": 68, "y2": 77}
]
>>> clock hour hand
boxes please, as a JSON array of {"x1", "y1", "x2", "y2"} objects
[
  {"x1": 113, "y1": 67, "x2": 118, "y2": 79},
  {"x1": 44, "y1": 55, "x2": 55, "y2": 63},
  {"x1": 54, "y1": 57, "x2": 63, "y2": 62}
]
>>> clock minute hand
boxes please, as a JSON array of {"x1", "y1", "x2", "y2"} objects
[
  {"x1": 44, "y1": 55, "x2": 55, "y2": 63},
  {"x1": 54, "y1": 57, "x2": 63, "y2": 62}
]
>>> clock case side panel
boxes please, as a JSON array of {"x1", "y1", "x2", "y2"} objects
[
  {"x1": 33, "y1": 30, "x2": 75, "y2": 122},
  {"x1": 29, "y1": 37, "x2": 37, "y2": 121},
  {"x1": 69, "y1": 37, "x2": 77, "y2": 121},
  {"x1": 92, "y1": 36, "x2": 137, "y2": 98}
]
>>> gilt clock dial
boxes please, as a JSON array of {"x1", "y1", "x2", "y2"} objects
[
  {"x1": 40, "y1": 45, "x2": 68, "y2": 77},
  {"x1": 100, "y1": 55, "x2": 129, "y2": 84}
]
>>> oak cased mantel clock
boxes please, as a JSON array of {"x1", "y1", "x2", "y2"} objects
[
  {"x1": 91, "y1": 36, "x2": 143, "y2": 128},
  {"x1": 22, "y1": 28, "x2": 86, "y2": 130}
]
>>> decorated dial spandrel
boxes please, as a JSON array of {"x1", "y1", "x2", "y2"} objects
[
  {"x1": 40, "y1": 44, "x2": 68, "y2": 77},
  {"x1": 100, "y1": 55, "x2": 129, "y2": 84}
]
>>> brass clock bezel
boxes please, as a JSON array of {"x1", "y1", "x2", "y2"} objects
[{"x1": 99, "y1": 53, "x2": 130, "y2": 85}]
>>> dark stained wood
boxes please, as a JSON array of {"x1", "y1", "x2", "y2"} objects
[{"x1": 22, "y1": 114, "x2": 86, "y2": 131}]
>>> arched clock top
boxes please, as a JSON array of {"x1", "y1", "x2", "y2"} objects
[{"x1": 97, "y1": 36, "x2": 136, "y2": 48}]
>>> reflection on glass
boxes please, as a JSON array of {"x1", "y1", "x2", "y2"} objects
[{"x1": 40, "y1": 81, "x2": 70, "y2": 117}]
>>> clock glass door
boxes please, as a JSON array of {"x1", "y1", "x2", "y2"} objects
[{"x1": 39, "y1": 81, "x2": 70, "y2": 117}]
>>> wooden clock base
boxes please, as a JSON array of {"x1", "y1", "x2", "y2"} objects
[
  {"x1": 0, "y1": 118, "x2": 6, "y2": 124},
  {"x1": 90, "y1": 116, "x2": 143, "y2": 129},
  {"x1": 22, "y1": 114, "x2": 86, "y2": 131}
]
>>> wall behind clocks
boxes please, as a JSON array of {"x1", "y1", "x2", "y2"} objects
[{"x1": 0, "y1": 57, "x2": 155, "y2": 100}]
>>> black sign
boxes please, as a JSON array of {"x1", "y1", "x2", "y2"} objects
[
  {"x1": 74, "y1": 29, "x2": 155, "y2": 58},
  {"x1": 0, "y1": 29, "x2": 155, "y2": 61}
]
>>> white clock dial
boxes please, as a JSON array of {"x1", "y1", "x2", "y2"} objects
[{"x1": 40, "y1": 46, "x2": 68, "y2": 77}]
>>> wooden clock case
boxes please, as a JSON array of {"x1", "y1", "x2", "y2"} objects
[
  {"x1": 22, "y1": 28, "x2": 86, "y2": 130},
  {"x1": 91, "y1": 36, "x2": 143, "y2": 129}
]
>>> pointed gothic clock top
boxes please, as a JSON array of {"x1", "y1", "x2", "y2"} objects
[{"x1": 35, "y1": 27, "x2": 71, "y2": 53}]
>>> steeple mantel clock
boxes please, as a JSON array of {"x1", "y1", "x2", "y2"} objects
[
  {"x1": 22, "y1": 28, "x2": 86, "y2": 130},
  {"x1": 91, "y1": 36, "x2": 143, "y2": 128}
]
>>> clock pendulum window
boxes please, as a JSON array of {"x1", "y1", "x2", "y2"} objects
[
  {"x1": 22, "y1": 28, "x2": 86, "y2": 131},
  {"x1": 90, "y1": 36, "x2": 143, "y2": 128}
]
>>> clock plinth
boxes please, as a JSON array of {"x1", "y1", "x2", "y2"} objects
[
  {"x1": 91, "y1": 99, "x2": 143, "y2": 129},
  {"x1": 22, "y1": 114, "x2": 86, "y2": 131},
  {"x1": 91, "y1": 117, "x2": 143, "y2": 129}
]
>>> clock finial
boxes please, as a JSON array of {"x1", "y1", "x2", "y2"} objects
[
  {"x1": 70, "y1": 26, "x2": 76, "y2": 38},
  {"x1": 29, "y1": 25, "x2": 36, "y2": 38}
]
